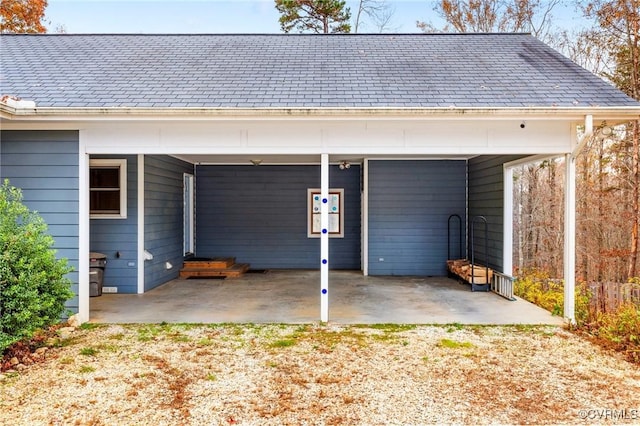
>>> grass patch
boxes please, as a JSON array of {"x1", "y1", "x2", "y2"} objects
[
  {"x1": 79, "y1": 323, "x2": 104, "y2": 331},
  {"x1": 445, "y1": 323, "x2": 464, "y2": 333},
  {"x1": 96, "y1": 343, "x2": 121, "y2": 353},
  {"x1": 438, "y1": 338, "x2": 474, "y2": 349},
  {"x1": 312, "y1": 329, "x2": 369, "y2": 350},
  {"x1": 108, "y1": 333, "x2": 125, "y2": 340},
  {"x1": 169, "y1": 332, "x2": 191, "y2": 343},
  {"x1": 79, "y1": 347, "x2": 99, "y2": 356},
  {"x1": 205, "y1": 373, "x2": 217, "y2": 381},
  {"x1": 197, "y1": 338, "x2": 214, "y2": 346},
  {"x1": 135, "y1": 324, "x2": 172, "y2": 342},
  {"x1": 1, "y1": 371, "x2": 20, "y2": 380},
  {"x1": 78, "y1": 366, "x2": 95, "y2": 374},
  {"x1": 50, "y1": 336, "x2": 82, "y2": 348},
  {"x1": 269, "y1": 339, "x2": 296, "y2": 348},
  {"x1": 355, "y1": 324, "x2": 416, "y2": 332}
]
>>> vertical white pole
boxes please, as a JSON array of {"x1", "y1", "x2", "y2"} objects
[
  {"x1": 78, "y1": 139, "x2": 90, "y2": 323},
  {"x1": 503, "y1": 165, "x2": 514, "y2": 276},
  {"x1": 564, "y1": 153, "x2": 576, "y2": 324},
  {"x1": 362, "y1": 159, "x2": 369, "y2": 276},
  {"x1": 137, "y1": 155, "x2": 145, "y2": 294},
  {"x1": 320, "y1": 154, "x2": 329, "y2": 322}
]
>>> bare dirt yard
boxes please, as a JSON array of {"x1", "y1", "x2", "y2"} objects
[{"x1": 1, "y1": 323, "x2": 639, "y2": 425}]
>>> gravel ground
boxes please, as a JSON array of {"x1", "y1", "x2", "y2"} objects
[{"x1": 1, "y1": 323, "x2": 639, "y2": 425}]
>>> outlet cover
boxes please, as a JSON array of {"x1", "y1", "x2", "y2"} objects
[{"x1": 102, "y1": 286, "x2": 118, "y2": 293}]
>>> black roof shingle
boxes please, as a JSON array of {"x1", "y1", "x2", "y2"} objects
[{"x1": 0, "y1": 33, "x2": 637, "y2": 109}]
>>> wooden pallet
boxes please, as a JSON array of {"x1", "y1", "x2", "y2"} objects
[{"x1": 179, "y1": 258, "x2": 250, "y2": 279}]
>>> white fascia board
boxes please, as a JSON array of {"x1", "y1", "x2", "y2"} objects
[
  {"x1": 73, "y1": 118, "x2": 575, "y2": 155},
  {"x1": 2, "y1": 105, "x2": 639, "y2": 122}
]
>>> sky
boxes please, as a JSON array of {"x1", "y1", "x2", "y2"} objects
[{"x1": 44, "y1": 0, "x2": 588, "y2": 34}]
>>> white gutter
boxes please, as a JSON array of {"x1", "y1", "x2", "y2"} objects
[{"x1": 2, "y1": 105, "x2": 640, "y2": 122}]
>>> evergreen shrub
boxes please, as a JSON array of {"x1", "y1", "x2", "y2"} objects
[{"x1": 0, "y1": 180, "x2": 74, "y2": 353}]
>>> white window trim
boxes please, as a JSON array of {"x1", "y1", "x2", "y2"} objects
[{"x1": 89, "y1": 159, "x2": 127, "y2": 219}]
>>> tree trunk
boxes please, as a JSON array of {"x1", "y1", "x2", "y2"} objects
[{"x1": 628, "y1": 120, "x2": 640, "y2": 278}]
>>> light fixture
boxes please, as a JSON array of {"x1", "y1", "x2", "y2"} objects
[
  {"x1": 600, "y1": 122, "x2": 613, "y2": 136},
  {"x1": 250, "y1": 159, "x2": 262, "y2": 166},
  {"x1": 339, "y1": 161, "x2": 351, "y2": 170}
]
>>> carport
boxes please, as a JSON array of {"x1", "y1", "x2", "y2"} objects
[
  {"x1": 3, "y1": 33, "x2": 639, "y2": 325},
  {"x1": 89, "y1": 270, "x2": 561, "y2": 324}
]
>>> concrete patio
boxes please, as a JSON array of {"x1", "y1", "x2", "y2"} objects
[{"x1": 90, "y1": 270, "x2": 563, "y2": 325}]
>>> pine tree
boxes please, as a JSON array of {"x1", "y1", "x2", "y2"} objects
[{"x1": 275, "y1": 0, "x2": 351, "y2": 34}]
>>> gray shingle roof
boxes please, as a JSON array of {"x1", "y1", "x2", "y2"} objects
[{"x1": 0, "y1": 33, "x2": 637, "y2": 109}]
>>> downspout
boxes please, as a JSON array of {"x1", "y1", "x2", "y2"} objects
[{"x1": 564, "y1": 114, "x2": 593, "y2": 324}]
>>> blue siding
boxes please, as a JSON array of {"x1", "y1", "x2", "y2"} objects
[
  {"x1": 0, "y1": 130, "x2": 80, "y2": 313},
  {"x1": 89, "y1": 155, "x2": 138, "y2": 293},
  {"x1": 144, "y1": 155, "x2": 194, "y2": 291},
  {"x1": 368, "y1": 160, "x2": 466, "y2": 276},
  {"x1": 195, "y1": 165, "x2": 361, "y2": 269},
  {"x1": 468, "y1": 155, "x2": 524, "y2": 272}
]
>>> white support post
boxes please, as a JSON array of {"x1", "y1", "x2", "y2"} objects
[
  {"x1": 563, "y1": 115, "x2": 592, "y2": 324},
  {"x1": 564, "y1": 153, "x2": 576, "y2": 324},
  {"x1": 362, "y1": 159, "x2": 369, "y2": 276},
  {"x1": 78, "y1": 145, "x2": 90, "y2": 323},
  {"x1": 503, "y1": 165, "x2": 514, "y2": 276},
  {"x1": 137, "y1": 154, "x2": 145, "y2": 294},
  {"x1": 320, "y1": 154, "x2": 329, "y2": 322}
]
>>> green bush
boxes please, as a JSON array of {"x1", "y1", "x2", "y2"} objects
[
  {"x1": 585, "y1": 303, "x2": 640, "y2": 363},
  {"x1": 515, "y1": 269, "x2": 640, "y2": 363},
  {"x1": 0, "y1": 180, "x2": 74, "y2": 353},
  {"x1": 514, "y1": 269, "x2": 590, "y2": 324}
]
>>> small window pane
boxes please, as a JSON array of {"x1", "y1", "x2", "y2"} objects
[
  {"x1": 90, "y1": 168, "x2": 120, "y2": 188},
  {"x1": 90, "y1": 191, "x2": 120, "y2": 213}
]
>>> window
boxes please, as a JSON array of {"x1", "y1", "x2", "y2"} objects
[
  {"x1": 90, "y1": 159, "x2": 127, "y2": 219},
  {"x1": 307, "y1": 188, "x2": 344, "y2": 238}
]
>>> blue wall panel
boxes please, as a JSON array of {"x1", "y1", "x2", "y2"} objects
[
  {"x1": 144, "y1": 155, "x2": 194, "y2": 291},
  {"x1": 195, "y1": 165, "x2": 361, "y2": 269},
  {"x1": 89, "y1": 155, "x2": 138, "y2": 294},
  {"x1": 368, "y1": 160, "x2": 466, "y2": 276},
  {"x1": 0, "y1": 130, "x2": 80, "y2": 313},
  {"x1": 468, "y1": 155, "x2": 524, "y2": 273}
]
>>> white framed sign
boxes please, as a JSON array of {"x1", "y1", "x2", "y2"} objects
[{"x1": 308, "y1": 188, "x2": 344, "y2": 238}]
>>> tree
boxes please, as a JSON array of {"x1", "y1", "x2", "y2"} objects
[
  {"x1": 275, "y1": 0, "x2": 351, "y2": 33},
  {"x1": 354, "y1": 0, "x2": 397, "y2": 33},
  {"x1": 417, "y1": 0, "x2": 560, "y2": 43},
  {"x1": 583, "y1": 0, "x2": 640, "y2": 277},
  {"x1": 0, "y1": 0, "x2": 48, "y2": 34}
]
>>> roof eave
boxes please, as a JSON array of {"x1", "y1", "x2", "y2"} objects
[{"x1": 1, "y1": 105, "x2": 640, "y2": 122}]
